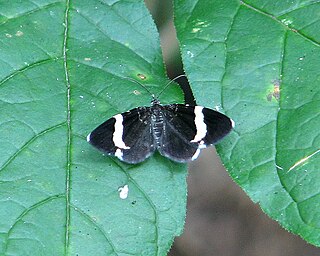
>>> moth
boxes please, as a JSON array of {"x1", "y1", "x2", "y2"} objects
[{"x1": 87, "y1": 76, "x2": 234, "y2": 164}]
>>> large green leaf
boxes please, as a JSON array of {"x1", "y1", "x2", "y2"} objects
[
  {"x1": 174, "y1": 0, "x2": 320, "y2": 246},
  {"x1": 0, "y1": 1, "x2": 187, "y2": 255}
]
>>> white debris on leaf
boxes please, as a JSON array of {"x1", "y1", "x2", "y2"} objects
[
  {"x1": 186, "y1": 50, "x2": 194, "y2": 58},
  {"x1": 281, "y1": 18, "x2": 293, "y2": 26},
  {"x1": 118, "y1": 185, "x2": 129, "y2": 199},
  {"x1": 214, "y1": 105, "x2": 221, "y2": 112},
  {"x1": 288, "y1": 149, "x2": 320, "y2": 172},
  {"x1": 15, "y1": 30, "x2": 23, "y2": 36}
]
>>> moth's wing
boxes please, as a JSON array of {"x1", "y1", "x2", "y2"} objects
[
  {"x1": 201, "y1": 107, "x2": 234, "y2": 145},
  {"x1": 158, "y1": 104, "x2": 233, "y2": 162},
  {"x1": 87, "y1": 107, "x2": 156, "y2": 164}
]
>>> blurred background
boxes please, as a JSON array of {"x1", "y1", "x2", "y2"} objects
[{"x1": 145, "y1": 1, "x2": 320, "y2": 255}]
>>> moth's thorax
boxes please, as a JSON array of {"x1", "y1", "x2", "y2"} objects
[{"x1": 150, "y1": 103, "x2": 164, "y2": 145}]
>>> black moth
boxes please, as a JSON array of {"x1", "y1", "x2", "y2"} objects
[{"x1": 87, "y1": 78, "x2": 234, "y2": 164}]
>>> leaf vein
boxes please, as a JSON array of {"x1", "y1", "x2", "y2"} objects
[
  {"x1": 73, "y1": 10, "x2": 154, "y2": 66},
  {"x1": 71, "y1": 204, "x2": 119, "y2": 255},
  {"x1": 111, "y1": 159, "x2": 160, "y2": 255},
  {"x1": 3, "y1": 194, "x2": 65, "y2": 254},
  {"x1": 276, "y1": 1, "x2": 320, "y2": 17},
  {"x1": 0, "y1": 122, "x2": 66, "y2": 172},
  {"x1": 241, "y1": 1, "x2": 320, "y2": 47},
  {"x1": 0, "y1": 1, "x2": 61, "y2": 26},
  {"x1": 0, "y1": 58, "x2": 60, "y2": 88}
]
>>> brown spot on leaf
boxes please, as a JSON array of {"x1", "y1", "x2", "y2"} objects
[
  {"x1": 133, "y1": 90, "x2": 141, "y2": 95},
  {"x1": 267, "y1": 79, "x2": 280, "y2": 101},
  {"x1": 137, "y1": 73, "x2": 147, "y2": 80}
]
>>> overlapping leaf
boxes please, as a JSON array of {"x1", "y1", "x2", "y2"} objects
[{"x1": 174, "y1": 0, "x2": 320, "y2": 246}]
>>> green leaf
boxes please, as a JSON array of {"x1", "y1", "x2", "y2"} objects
[
  {"x1": 174, "y1": 0, "x2": 320, "y2": 246},
  {"x1": 0, "y1": 1, "x2": 186, "y2": 255}
]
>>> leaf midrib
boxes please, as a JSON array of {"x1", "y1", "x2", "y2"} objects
[{"x1": 63, "y1": 0, "x2": 71, "y2": 254}]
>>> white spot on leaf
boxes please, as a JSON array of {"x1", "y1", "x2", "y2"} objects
[
  {"x1": 281, "y1": 19, "x2": 293, "y2": 26},
  {"x1": 192, "y1": 28, "x2": 201, "y2": 33},
  {"x1": 186, "y1": 50, "x2": 194, "y2": 58},
  {"x1": 15, "y1": 31, "x2": 23, "y2": 36},
  {"x1": 133, "y1": 90, "x2": 141, "y2": 95},
  {"x1": 214, "y1": 105, "x2": 221, "y2": 111},
  {"x1": 118, "y1": 185, "x2": 129, "y2": 199}
]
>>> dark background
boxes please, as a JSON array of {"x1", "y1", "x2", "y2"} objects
[{"x1": 145, "y1": 1, "x2": 320, "y2": 255}]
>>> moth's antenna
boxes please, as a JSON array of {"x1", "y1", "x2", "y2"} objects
[
  {"x1": 157, "y1": 74, "x2": 187, "y2": 98},
  {"x1": 124, "y1": 74, "x2": 187, "y2": 99},
  {"x1": 123, "y1": 77, "x2": 155, "y2": 98}
]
